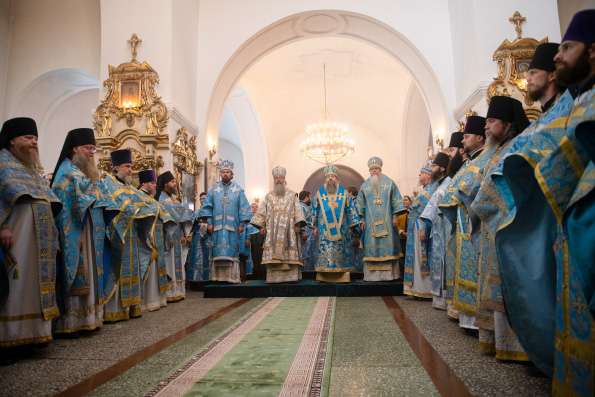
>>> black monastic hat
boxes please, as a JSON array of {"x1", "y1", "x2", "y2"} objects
[
  {"x1": 486, "y1": 96, "x2": 530, "y2": 132},
  {"x1": 463, "y1": 116, "x2": 486, "y2": 137},
  {"x1": 155, "y1": 171, "x2": 176, "y2": 200},
  {"x1": 51, "y1": 127, "x2": 96, "y2": 185},
  {"x1": 448, "y1": 131, "x2": 464, "y2": 148},
  {"x1": 562, "y1": 9, "x2": 595, "y2": 44},
  {"x1": 110, "y1": 149, "x2": 132, "y2": 166},
  {"x1": 0, "y1": 117, "x2": 38, "y2": 149},
  {"x1": 157, "y1": 171, "x2": 175, "y2": 185},
  {"x1": 138, "y1": 169, "x2": 156, "y2": 185},
  {"x1": 433, "y1": 152, "x2": 450, "y2": 169},
  {"x1": 529, "y1": 43, "x2": 560, "y2": 72}
]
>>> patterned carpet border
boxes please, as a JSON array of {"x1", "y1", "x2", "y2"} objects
[
  {"x1": 278, "y1": 297, "x2": 334, "y2": 397},
  {"x1": 144, "y1": 298, "x2": 281, "y2": 397},
  {"x1": 308, "y1": 297, "x2": 334, "y2": 397}
]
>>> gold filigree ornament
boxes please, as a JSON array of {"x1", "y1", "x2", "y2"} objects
[
  {"x1": 94, "y1": 34, "x2": 170, "y2": 175},
  {"x1": 487, "y1": 12, "x2": 547, "y2": 122}
]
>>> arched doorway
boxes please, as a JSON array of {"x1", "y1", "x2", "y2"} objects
[
  {"x1": 302, "y1": 165, "x2": 365, "y2": 196},
  {"x1": 204, "y1": 9, "x2": 448, "y2": 145}
]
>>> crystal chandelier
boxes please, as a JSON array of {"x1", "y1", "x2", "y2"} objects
[{"x1": 300, "y1": 64, "x2": 355, "y2": 164}]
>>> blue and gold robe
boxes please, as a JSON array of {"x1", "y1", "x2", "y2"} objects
[
  {"x1": 239, "y1": 223, "x2": 258, "y2": 275},
  {"x1": 356, "y1": 174, "x2": 404, "y2": 269},
  {"x1": 299, "y1": 201, "x2": 317, "y2": 272},
  {"x1": 0, "y1": 149, "x2": 61, "y2": 347},
  {"x1": 199, "y1": 181, "x2": 251, "y2": 261},
  {"x1": 99, "y1": 174, "x2": 157, "y2": 321},
  {"x1": 312, "y1": 184, "x2": 359, "y2": 277},
  {"x1": 52, "y1": 158, "x2": 117, "y2": 332},
  {"x1": 483, "y1": 90, "x2": 576, "y2": 374},
  {"x1": 158, "y1": 191, "x2": 193, "y2": 301},
  {"x1": 403, "y1": 180, "x2": 438, "y2": 297},
  {"x1": 440, "y1": 146, "x2": 497, "y2": 325},
  {"x1": 186, "y1": 214, "x2": 211, "y2": 282},
  {"x1": 533, "y1": 84, "x2": 594, "y2": 397},
  {"x1": 420, "y1": 176, "x2": 452, "y2": 309}
]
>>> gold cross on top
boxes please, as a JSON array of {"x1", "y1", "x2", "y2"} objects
[
  {"x1": 509, "y1": 11, "x2": 526, "y2": 39},
  {"x1": 128, "y1": 33, "x2": 142, "y2": 61}
]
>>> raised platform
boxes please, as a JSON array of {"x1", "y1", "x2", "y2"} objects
[{"x1": 203, "y1": 279, "x2": 403, "y2": 298}]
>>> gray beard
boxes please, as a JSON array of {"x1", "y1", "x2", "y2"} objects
[
  {"x1": 72, "y1": 152, "x2": 99, "y2": 181},
  {"x1": 12, "y1": 145, "x2": 42, "y2": 172},
  {"x1": 116, "y1": 171, "x2": 133, "y2": 185},
  {"x1": 371, "y1": 174, "x2": 381, "y2": 192},
  {"x1": 325, "y1": 182, "x2": 337, "y2": 194},
  {"x1": 273, "y1": 182, "x2": 286, "y2": 196}
]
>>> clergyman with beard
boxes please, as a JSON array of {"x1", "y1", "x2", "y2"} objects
[
  {"x1": 251, "y1": 166, "x2": 305, "y2": 283},
  {"x1": 356, "y1": 156, "x2": 405, "y2": 282},
  {"x1": 470, "y1": 96, "x2": 531, "y2": 364},
  {"x1": 136, "y1": 169, "x2": 170, "y2": 312},
  {"x1": 418, "y1": 152, "x2": 451, "y2": 310},
  {"x1": 0, "y1": 117, "x2": 61, "y2": 353},
  {"x1": 438, "y1": 115, "x2": 486, "y2": 331},
  {"x1": 311, "y1": 165, "x2": 359, "y2": 283},
  {"x1": 99, "y1": 149, "x2": 150, "y2": 321},
  {"x1": 51, "y1": 128, "x2": 115, "y2": 335},
  {"x1": 187, "y1": 192, "x2": 212, "y2": 283},
  {"x1": 550, "y1": 9, "x2": 595, "y2": 394},
  {"x1": 199, "y1": 160, "x2": 251, "y2": 284},
  {"x1": 157, "y1": 171, "x2": 193, "y2": 301},
  {"x1": 497, "y1": 9, "x2": 595, "y2": 391},
  {"x1": 403, "y1": 161, "x2": 439, "y2": 298}
]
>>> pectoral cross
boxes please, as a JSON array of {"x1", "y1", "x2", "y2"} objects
[
  {"x1": 128, "y1": 33, "x2": 142, "y2": 61},
  {"x1": 328, "y1": 199, "x2": 338, "y2": 209},
  {"x1": 374, "y1": 197, "x2": 383, "y2": 205}
]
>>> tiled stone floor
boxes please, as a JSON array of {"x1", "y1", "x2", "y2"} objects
[
  {"x1": 395, "y1": 296, "x2": 551, "y2": 397},
  {"x1": 0, "y1": 291, "x2": 552, "y2": 396}
]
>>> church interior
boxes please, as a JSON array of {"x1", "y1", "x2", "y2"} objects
[{"x1": 1, "y1": 1, "x2": 594, "y2": 396}]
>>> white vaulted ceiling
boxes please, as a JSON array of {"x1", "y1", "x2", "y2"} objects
[{"x1": 237, "y1": 35, "x2": 415, "y2": 165}]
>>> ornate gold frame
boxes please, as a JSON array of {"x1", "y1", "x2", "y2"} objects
[
  {"x1": 486, "y1": 12, "x2": 547, "y2": 121},
  {"x1": 172, "y1": 127, "x2": 203, "y2": 204},
  {"x1": 93, "y1": 34, "x2": 170, "y2": 174}
]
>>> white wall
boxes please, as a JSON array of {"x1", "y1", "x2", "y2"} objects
[
  {"x1": 0, "y1": 0, "x2": 11, "y2": 120},
  {"x1": 41, "y1": 88, "x2": 100, "y2": 171},
  {"x1": 400, "y1": 82, "x2": 431, "y2": 196},
  {"x1": 172, "y1": 0, "x2": 200, "y2": 123},
  {"x1": 557, "y1": 0, "x2": 595, "y2": 36},
  {"x1": 218, "y1": 138, "x2": 246, "y2": 189},
  {"x1": 449, "y1": 0, "x2": 561, "y2": 111},
  {"x1": 5, "y1": 0, "x2": 100, "y2": 117},
  {"x1": 221, "y1": 87, "x2": 269, "y2": 201}
]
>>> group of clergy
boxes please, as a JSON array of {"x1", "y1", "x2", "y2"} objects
[
  {"x1": 198, "y1": 155, "x2": 404, "y2": 285},
  {"x1": 0, "y1": 9, "x2": 593, "y2": 395},
  {"x1": 401, "y1": 10, "x2": 594, "y2": 397},
  {"x1": 0, "y1": 122, "x2": 195, "y2": 358}
]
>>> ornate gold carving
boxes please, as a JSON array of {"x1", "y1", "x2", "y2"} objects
[
  {"x1": 171, "y1": 127, "x2": 203, "y2": 205},
  {"x1": 93, "y1": 34, "x2": 170, "y2": 176},
  {"x1": 487, "y1": 13, "x2": 547, "y2": 121},
  {"x1": 172, "y1": 128, "x2": 202, "y2": 176}
]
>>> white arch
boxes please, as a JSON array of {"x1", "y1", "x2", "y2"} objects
[
  {"x1": 204, "y1": 10, "x2": 449, "y2": 150},
  {"x1": 221, "y1": 86, "x2": 270, "y2": 199},
  {"x1": 10, "y1": 68, "x2": 100, "y2": 170}
]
